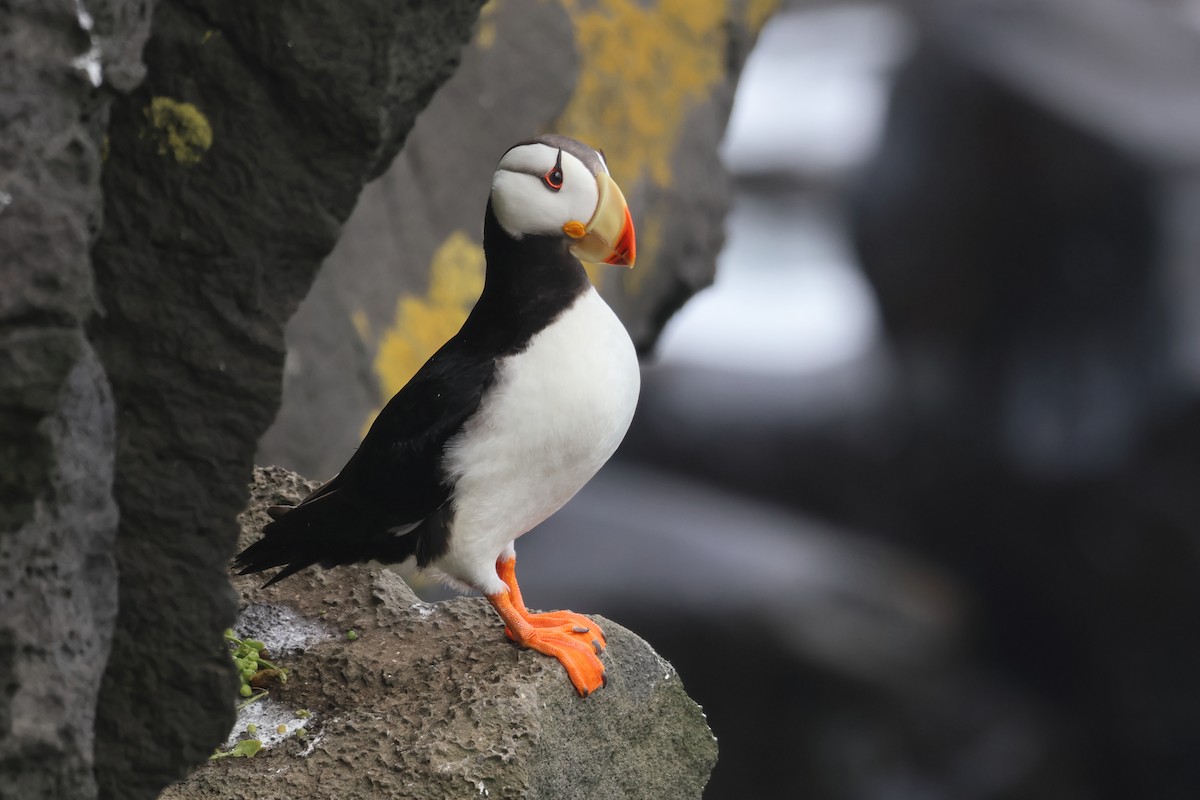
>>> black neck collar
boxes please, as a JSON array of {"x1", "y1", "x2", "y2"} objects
[{"x1": 455, "y1": 201, "x2": 590, "y2": 355}]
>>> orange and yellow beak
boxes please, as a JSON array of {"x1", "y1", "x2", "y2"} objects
[{"x1": 563, "y1": 172, "x2": 636, "y2": 268}]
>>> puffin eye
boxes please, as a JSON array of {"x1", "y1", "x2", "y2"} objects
[{"x1": 542, "y1": 150, "x2": 564, "y2": 192}]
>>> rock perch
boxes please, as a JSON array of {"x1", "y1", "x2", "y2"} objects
[{"x1": 160, "y1": 466, "x2": 717, "y2": 800}]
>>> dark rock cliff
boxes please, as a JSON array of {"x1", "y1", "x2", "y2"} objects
[
  {"x1": 1, "y1": 0, "x2": 150, "y2": 796},
  {"x1": 87, "y1": 3, "x2": 484, "y2": 797},
  {"x1": 2, "y1": 2, "x2": 484, "y2": 798}
]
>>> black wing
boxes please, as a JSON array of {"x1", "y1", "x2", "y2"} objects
[{"x1": 234, "y1": 342, "x2": 497, "y2": 584}]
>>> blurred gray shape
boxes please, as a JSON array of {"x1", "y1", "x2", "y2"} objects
[
  {"x1": 898, "y1": 0, "x2": 1200, "y2": 470},
  {"x1": 722, "y1": 3, "x2": 914, "y2": 179},
  {"x1": 610, "y1": 2, "x2": 1200, "y2": 797},
  {"x1": 923, "y1": 0, "x2": 1200, "y2": 168},
  {"x1": 516, "y1": 461, "x2": 963, "y2": 688},
  {"x1": 853, "y1": 31, "x2": 1167, "y2": 478}
]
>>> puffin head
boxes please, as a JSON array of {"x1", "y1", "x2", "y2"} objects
[{"x1": 490, "y1": 134, "x2": 636, "y2": 267}]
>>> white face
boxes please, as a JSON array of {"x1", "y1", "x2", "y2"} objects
[{"x1": 491, "y1": 142, "x2": 601, "y2": 239}]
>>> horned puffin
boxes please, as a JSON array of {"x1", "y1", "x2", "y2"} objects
[{"x1": 235, "y1": 134, "x2": 639, "y2": 696}]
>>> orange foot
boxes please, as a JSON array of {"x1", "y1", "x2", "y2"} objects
[
  {"x1": 488, "y1": 557, "x2": 606, "y2": 696},
  {"x1": 495, "y1": 556, "x2": 606, "y2": 652}
]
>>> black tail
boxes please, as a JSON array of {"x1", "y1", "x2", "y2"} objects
[
  {"x1": 234, "y1": 489, "x2": 354, "y2": 585},
  {"x1": 234, "y1": 485, "x2": 443, "y2": 586}
]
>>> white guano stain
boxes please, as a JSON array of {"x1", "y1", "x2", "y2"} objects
[
  {"x1": 411, "y1": 602, "x2": 438, "y2": 619},
  {"x1": 71, "y1": 0, "x2": 103, "y2": 87},
  {"x1": 222, "y1": 697, "x2": 316, "y2": 751}
]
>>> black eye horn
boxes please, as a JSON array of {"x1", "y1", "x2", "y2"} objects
[{"x1": 542, "y1": 149, "x2": 564, "y2": 191}]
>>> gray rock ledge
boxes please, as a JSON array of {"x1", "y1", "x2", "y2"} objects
[{"x1": 161, "y1": 465, "x2": 717, "y2": 800}]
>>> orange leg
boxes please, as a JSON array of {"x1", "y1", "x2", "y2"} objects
[
  {"x1": 488, "y1": 557, "x2": 607, "y2": 697},
  {"x1": 495, "y1": 556, "x2": 606, "y2": 651}
]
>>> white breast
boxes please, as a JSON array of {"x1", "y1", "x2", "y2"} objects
[{"x1": 436, "y1": 287, "x2": 640, "y2": 593}]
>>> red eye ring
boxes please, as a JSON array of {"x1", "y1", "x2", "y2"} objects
[{"x1": 542, "y1": 149, "x2": 564, "y2": 191}]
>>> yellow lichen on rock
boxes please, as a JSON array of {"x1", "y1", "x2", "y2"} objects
[
  {"x1": 555, "y1": 0, "x2": 727, "y2": 190},
  {"x1": 362, "y1": 231, "x2": 486, "y2": 434},
  {"x1": 475, "y1": 0, "x2": 501, "y2": 49},
  {"x1": 555, "y1": 0, "x2": 767, "y2": 292},
  {"x1": 745, "y1": 0, "x2": 779, "y2": 32},
  {"x1": 145, "y1": 97, "x2": 213, "y2": 166},
  {"x1": 351, "y1": 310, "x2": 372, "y2": 344}
]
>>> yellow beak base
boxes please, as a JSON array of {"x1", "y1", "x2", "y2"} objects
[{"x1": 568, "y1": 173, "x2": 636, "y2": 268}]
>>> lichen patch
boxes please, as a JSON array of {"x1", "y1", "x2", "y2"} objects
[{"x1": 144, "y1": 97, "x2": 213, "y2": 166}]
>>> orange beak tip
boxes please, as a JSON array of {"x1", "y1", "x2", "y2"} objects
[{"x1": 603, "y1": 207, "x2": 636, "y2": 268}]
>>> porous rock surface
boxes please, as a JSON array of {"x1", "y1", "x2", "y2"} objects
[
  {"x1": 160, "y1": 466, "x2": 717, "y2": 800},
  {"x1": 0, "y1": 0, "x2": 150, "y2": 797}
]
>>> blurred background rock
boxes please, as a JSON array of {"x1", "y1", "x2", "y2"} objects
[{"x1": 259, "y1": 0, "x2": 1200, "y2": 798}]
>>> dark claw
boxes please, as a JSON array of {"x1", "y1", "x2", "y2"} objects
[
  {"x1": 592, "y1": 638, "x2": 602, "y2": 655},
  {"x1": 572, "y1": 625, "x2": 589, "y2": 634},
  {"x1": 601, "y1": 672, "x2": 608, "y2": 689}
]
